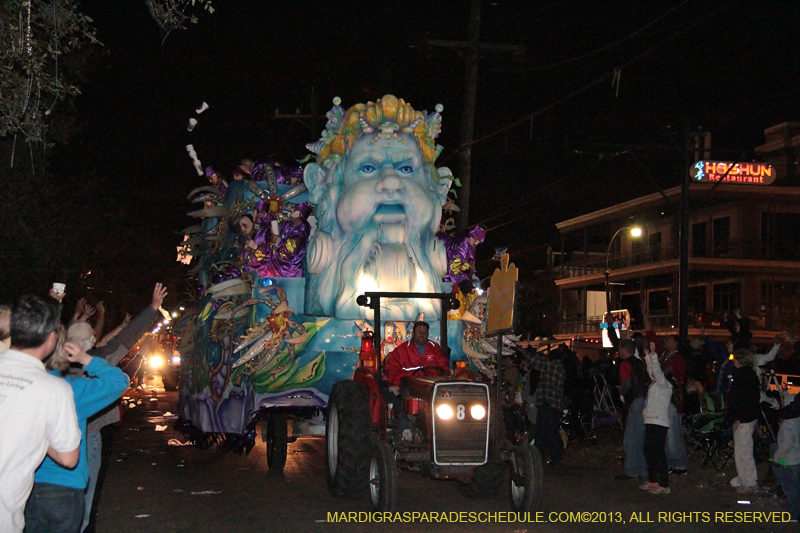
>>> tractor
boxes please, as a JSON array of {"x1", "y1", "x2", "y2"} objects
[{"x1": 325, "y1": 291, "x2": 543, "y2": 512}]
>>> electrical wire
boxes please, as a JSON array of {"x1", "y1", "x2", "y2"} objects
[
  {"x1": 487, "y1": 0, "x2": 691, "y2": 73},
  {"x1": 440, "y1": 6, "x2": 723, "y2": 166}
]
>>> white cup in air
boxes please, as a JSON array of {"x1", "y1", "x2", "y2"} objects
[{"x1": 52, "y1": 283, "x2": 66, "y2": 295}]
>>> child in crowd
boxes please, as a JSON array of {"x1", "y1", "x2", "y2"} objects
[{"x1": 642, "y1": 343, "x2": 678, "y2": 494}]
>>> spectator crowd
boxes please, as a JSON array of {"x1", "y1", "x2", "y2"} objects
[
  {"x1": 0, "y1": 282, "x2": 167, "y2": 533},
  {"x1": 516, "y1": 304, "x2": 800, "y2": 520}
]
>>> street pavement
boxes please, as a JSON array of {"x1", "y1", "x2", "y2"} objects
[{"x1": 93, "y1": 379, "x2": 795, "y2": 533}]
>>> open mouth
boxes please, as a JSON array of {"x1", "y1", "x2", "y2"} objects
[{"x1": 375, "y1": 204, "x2": 405, "y2": 215}]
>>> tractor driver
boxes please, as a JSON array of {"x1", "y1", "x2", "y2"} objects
[{"x1": 384, "y1": 321, "x2": 451, "y2": 387}]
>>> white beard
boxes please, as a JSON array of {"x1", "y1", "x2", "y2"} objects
[{"x1": 334, "y1": 222, "x2": 442, "y2": 321}]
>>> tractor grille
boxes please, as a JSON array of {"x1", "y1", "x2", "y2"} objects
[{"x1": 432, "y1": 382, "x2": 490, "y2": 465}]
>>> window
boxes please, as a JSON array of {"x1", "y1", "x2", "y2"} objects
[
  {"x1": 762, "y1": 281, "x2": 800, "y2": 307},
  {"x1": 712, "y1": 216, "x2": 730, "y2": 257},
  {"x1": 620, "y1": 293, "x2": 642, "y2": 328},
  {"x1": 648, "y1": 232, "x2": 662, "y2": 262},
  {"x1": 762, "y1": 212, "x2": 800, "y2": 260},
  {"x1": 648, "y1": 290, "x2": 670, "y2": 312},
  {"x1": 692, "y1": 221, "x2": 708, "y2": 257},
  {"x1": 713, "y1": 282, "x2": 740, "y2": 314},
  {"x1": 688, "y1": 285, "x2": 707, "y2": 313}
]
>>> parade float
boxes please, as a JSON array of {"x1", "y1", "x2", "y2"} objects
[{"x1": 175, "y1": 95, "x2": 511, "y2": 460}]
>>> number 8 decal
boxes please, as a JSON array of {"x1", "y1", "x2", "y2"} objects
[{"x1": 456, "y1": 404, "x2": 466, "y2": 420}]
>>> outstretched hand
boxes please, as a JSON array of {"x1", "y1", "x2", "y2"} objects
[
  {"x1": 150, "y1": 283, "x2": 168, "y2": 310},
  {"x1": 77, "y1": 306, "x2": 96, "y2": 322},
  {"x1": 64, "y1": 341, "x2": 92, "y2": 366},
  {"x1": 48, "y1": 288, "x2": 65, "y2": 303}
]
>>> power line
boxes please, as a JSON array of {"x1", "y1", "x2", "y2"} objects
[
  {"x1": 487, "y1": 0, "x2": 691, "y2": 73},
  {"x1": 475, "y1": 172, "x2": 584, "y2": 228},
  {"x1": 440, "y1": 6, "x2": 723, "y2": 166}
]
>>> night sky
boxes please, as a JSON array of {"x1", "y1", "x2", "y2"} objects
[{"x1": 29, "y1": 0, "x2": 800, "y2": 305}]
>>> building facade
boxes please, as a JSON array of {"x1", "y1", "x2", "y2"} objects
[{"x1": 553, "y1": 123, "x2": 800, "y2": 342}]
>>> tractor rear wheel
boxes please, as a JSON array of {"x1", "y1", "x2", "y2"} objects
[
  {"x1": 326, "y1": 380, "x2": 372, "y2": 498},
  {"x1": 266, "y1": 410, "x2": 287, "y2": 473}
]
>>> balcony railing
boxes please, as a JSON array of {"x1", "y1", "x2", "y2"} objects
[
  {"x1": 557, "y1": 237, "x2": 798, "y2": 279},
  {"x1": 557, "y1": 311, "x2": 675, "y2": 335},
  {"x1": 559, "y1": 243, "x2": 677, "y2": 279}
]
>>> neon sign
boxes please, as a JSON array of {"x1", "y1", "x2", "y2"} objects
[{"x1": 693, "y1": 161, "x2": 775, "y2": 185}]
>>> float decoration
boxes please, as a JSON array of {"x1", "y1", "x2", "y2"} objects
[{"x1": 175, "y1": 94, "x2": 489, "y2": 442}]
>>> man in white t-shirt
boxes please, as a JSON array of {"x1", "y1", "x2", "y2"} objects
[{"x1": 0, "y1": 295, "x2": 82, "y2": 533}]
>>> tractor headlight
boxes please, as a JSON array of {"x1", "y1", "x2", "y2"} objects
[
  {"x1": 149, "y1": 355, "x2": 164, "y2": 369},
  {"x1": 436, "y1": 404, "x2": 454, "y2": 420},
  {"x1": 471, "y1": 404, "x2": 486, "y2": 420},
  {"x1": 171, "y1": 355, "x2": 181, "y2": 364}
]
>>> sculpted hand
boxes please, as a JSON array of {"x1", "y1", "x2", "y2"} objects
[
  {"x1": 151, "y1": 283, "x2": 168, "y2": 310},
  {"x1": 64, "y1": 341, "x2": 92, "y2": 366}
]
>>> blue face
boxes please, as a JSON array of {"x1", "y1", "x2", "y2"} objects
[{"x1": 336, "y1": 132, "x2": 436, "y2": 234}]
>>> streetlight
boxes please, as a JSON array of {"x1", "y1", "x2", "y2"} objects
[{"x1": 605, "y1": 226, "x2": 642, "y2": 312}]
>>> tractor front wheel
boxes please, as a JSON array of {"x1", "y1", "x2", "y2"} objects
[
  {"x1": 509, "y1": 443, "x2": 543, "y2": 512},
  {"x1": 369, "y1": 441, "x2": 397, "y2": 512}
]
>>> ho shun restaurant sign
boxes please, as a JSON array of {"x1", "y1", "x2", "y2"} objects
[{"x1": 692, "y1": 161, "x2": 775, "y2": 185}]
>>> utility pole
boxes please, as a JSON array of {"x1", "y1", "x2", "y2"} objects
[
  {"x1": 678, "y1": 123, "x2": 691, "y2": 340},
  {"x1": 425, "y1": 0, "x2": 524, "y2": 230}
]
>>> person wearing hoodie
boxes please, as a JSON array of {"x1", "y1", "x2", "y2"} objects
[
  {"x1": 773, "y1": 395, "x2": 800, "y2": 522},
  {"x1": 728, "y1": 348, "x2": 761, "y2": 493},
  {"x1": 641, "y1": 345, "x2": 678, "y2": 494}
]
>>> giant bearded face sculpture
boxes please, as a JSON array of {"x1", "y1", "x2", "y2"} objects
[{"x1": 304, "y1": 95, "x2": 452, "y2": 320}]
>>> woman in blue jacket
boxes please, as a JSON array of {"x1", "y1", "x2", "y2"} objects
[{"x1": 23, "y1": 329, "x2": 130, "y2": 533}]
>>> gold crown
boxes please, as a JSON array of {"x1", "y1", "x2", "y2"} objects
[{"x1": 306, "y1": 95, "x2": 444, "y2": 167}]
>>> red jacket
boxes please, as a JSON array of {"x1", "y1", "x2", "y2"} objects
[{"x1": 384, "y1": 340, "x2": 450, "y2": 386}]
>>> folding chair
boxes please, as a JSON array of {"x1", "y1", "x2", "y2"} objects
[
  {"x1": 591, "y1": 374, "x2": 623, "y2": 430},
  {"x1": 685, "y1": 392, "x2": 733, "y2": 471}
]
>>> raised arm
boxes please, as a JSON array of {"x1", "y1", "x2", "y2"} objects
[
  {"x1": 645, "y1": 351, "x2": 668, "y2": 387},
  {"x1": 607, "y1": 320, "x2": 621, "y2": 349},
  {"x1": 90, "y1": 283, "x2": 166, "y2": 363},
  {"x1": 96, "y1": 313, "x2": 131, "y2": 348},
  {"x1": 641, "y1": 301, "x2": 652, "y2": 332},
  {"x1": 92, "y1": 301, "x2": 106, "y2": 341},
  {"x1": 64, "y1": 341, "x2": 131, "y2": 418}
]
